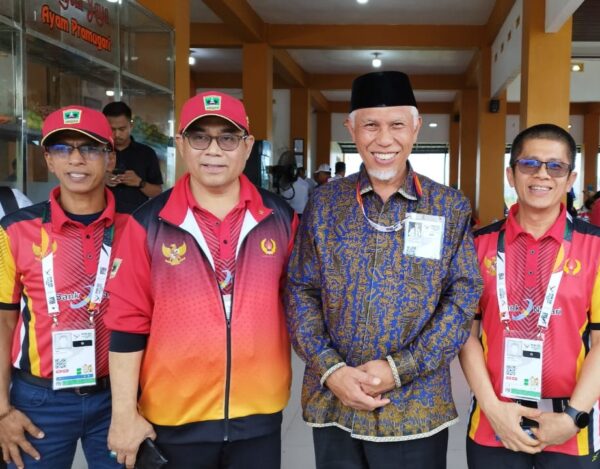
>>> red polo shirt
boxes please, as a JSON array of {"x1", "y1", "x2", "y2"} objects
[
  {"x1": 468, "y1": 204, "x2": 600, "y2": 456},
  {"x1": 0, "y1": 188, "x2": 128, "y2": 378}
]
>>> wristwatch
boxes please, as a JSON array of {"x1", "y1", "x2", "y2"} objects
[
  {"x1": 564, "y1": 404, "x2": 590, "y2": 429},
  {"x1": 138, "y1": 180, "x2": 146, "y2": 189}
]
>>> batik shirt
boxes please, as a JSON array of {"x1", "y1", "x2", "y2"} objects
[{"x1": 285, "y1": 164, "x2": 482, "y2": 441}]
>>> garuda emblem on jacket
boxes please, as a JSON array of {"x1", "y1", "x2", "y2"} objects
[{"x1": 162, "y1": 242, "x2": 187, "y2": 266}]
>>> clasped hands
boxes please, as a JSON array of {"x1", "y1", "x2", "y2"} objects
[
  {"x1": 483, "y1": 400, "x2": 579, "y2": 454},
  {"x1": 325, "y1": 359, "x2": 396, "y2": 412}
]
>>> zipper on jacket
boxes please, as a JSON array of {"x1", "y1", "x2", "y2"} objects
[
  {"x1": 158, "y1": 216, "x2": 235, "y2": 441},
  {"x1": 221, "y1": 285, "x2": 233, "y2": 441}
]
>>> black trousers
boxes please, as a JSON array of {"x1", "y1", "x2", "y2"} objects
[
  {"x1": 313, "y1": 425, "x2": 448, "y2": 469},
  {"x1": 467, "y1": 437, "x2": 600, "y2": 469},
  {"x1": 156, "y1": 431, "x2": 280, "y2": 469}
]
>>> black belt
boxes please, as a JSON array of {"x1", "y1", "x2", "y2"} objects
[{"x1": 13, "y1": 369, "x2": 110, "y2": 396}]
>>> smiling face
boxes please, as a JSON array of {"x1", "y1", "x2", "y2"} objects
[
  {"x1": 507, "y1": 138, "x2": 577, "y2": 216},
  {"x1": 44, "y1": 131, "x2": 114, "y2": 203},
  {"x1": 176, "y1": 116, "x2": 254, "y2": 195},
  {"x1": 346, "y1": 106, "x2": 421, "y2": 191}
]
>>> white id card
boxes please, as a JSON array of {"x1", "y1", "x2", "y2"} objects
[
  {"x1": 52, "y1": 329, "x2": 96, "y2": 390},
  {"x1": 501, "y1": 337, "x2": 543, "y2": 401},
  {"x1": 403, "y1": 213, "x2": 445, "y2": 260}
]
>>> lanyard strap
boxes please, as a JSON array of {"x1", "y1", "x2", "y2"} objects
[
  {"x1": 41, "y1": 207, "x2": 114, "y2": 324},
  {"x1": 355, "y1": 173, "x2": 422, "y2": 233},
  {"x1": 496, "y1": 215, "x2": 573, "y2": 330}
]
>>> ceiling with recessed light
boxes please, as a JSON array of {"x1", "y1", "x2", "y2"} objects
[{"x1": 190, "y1": 0, "x2": 600, "y2": 106}]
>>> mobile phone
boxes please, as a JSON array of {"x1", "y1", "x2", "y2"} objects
[
  {"x1": 112, "y1": 168, "x2": 125, "y2": 175},
  {"x1": 520, "y1": 417, "x2": 539, "y2": 429},
  {"x1": 135, "y1": 438, "x2": 168, "y2": 469}
]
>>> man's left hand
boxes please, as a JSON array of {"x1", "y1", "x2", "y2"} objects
[
  {"x1": 357, "y1": 359, "x2": 396, "y2": 396},
  {"x1": 119, "y1": 170, "x2": 142, "y2": 188},
  {"x1": 531, "y1": 412, "x2": 579, "y2": 448}
]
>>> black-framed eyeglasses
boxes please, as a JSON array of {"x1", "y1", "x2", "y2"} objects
[
  {"x1": 513, "y1": 158, "x2": 571, "y2": 178},
  {"x1": 46, "y1": 144, "x2": 112, "y2": 161},
  {"x1": 184, "y1": 132, "x2": 248, "y2": 151}
]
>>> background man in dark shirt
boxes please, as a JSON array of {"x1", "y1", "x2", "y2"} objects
[{"x1": 103, "y1": 102, "x2": 163, "y2": 213}]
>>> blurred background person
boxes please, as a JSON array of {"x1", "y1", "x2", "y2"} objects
[{"x1": 102, "y1": 102, "x2": 163, "y2": 213}]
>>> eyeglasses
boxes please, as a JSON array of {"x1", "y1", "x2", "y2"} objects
[
  {"x1": 514, "y1": 158, "x2": 571, "y2": 178},
  {"x1": 46, "y1": 144, "x2": 111, "y2": 161},
  {"x1": 184, "y1": 132, "x2": 247, "y2": 151}
]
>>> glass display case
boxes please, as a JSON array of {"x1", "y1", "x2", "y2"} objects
[{"x1": 0, "y1": 0, "x2": 175, "y2": 202}]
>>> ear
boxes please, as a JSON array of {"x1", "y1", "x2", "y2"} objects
[
  {"x1": 106, "y1": 151, "x2": 116, "y2": 172},
  {"x1": 44, "y1": 152, "x2": 56, "y2": 175},
  {"x1": 345, "y1": 118, "x2": 357, "y2": 142},
  {"x1": 506, "y1": 165, "x2": 515, "y2": 188},
  {"x1": 175, "y1": 134, "x2": 185, "y2": 156},
  {"x1": 412, "y1": 116, "x2": 423, "y2": 142},
  {"x1": 244, "y1": 135, "x2": 255, "y2": 162},
  {"x1": 566, "y1": 171, "x2": 578, "y2": 192}
]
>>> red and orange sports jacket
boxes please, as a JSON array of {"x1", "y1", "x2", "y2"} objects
[
  {"x1": 469, "y1": 205, "x2": 600, "y2": 456},
  {"x1": 104, "y1": 174, "x2": 298, "y2": 442}
]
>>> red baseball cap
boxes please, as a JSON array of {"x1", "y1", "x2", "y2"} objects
[
  {"x1": 179, "y1": 91, "x2": 250, "y2": 135},
  {"x1": 41, "y1": 105, "x2": 114, "y2": 148}
]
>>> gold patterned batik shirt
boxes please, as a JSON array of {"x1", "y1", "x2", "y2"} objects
[{"x1": 285, "y1": 164, "x2": 482, "y2": 441}]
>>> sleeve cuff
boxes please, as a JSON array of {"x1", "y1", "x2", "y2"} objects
[
  {"x1": 386, "y1": 355, "x2": 402, "y2": 388},
  {"x1": 320, "y1": 362, "x2": 346, "y2": 386},
  {"x1": 312, "y1": 347, "x2": 345, "y2": 378},
  {"x1": 390, "y1": 349, "x2": 418, "y2": 386}
]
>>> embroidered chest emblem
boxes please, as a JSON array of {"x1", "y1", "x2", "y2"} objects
[
  {"x1": 260, "y1": 238, "x2": 277, "y2": 256},
  {"x1": 162, "y1": 242, "x2": 187, "y2": 266},
  {"x1": 32, "y1": 227, "x2": 57, "y2": 261},
  {"x1": 483, "y1": 255, "x2": 496, "y2": 276},
  {"x1": 563, "y1": 258, "x2": 581, "y2": 276}
]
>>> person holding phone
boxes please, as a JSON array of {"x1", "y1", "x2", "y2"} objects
[
  {"x1": 103, "y1": 102, "x2": 163, "y2": 213},
  {"x1": 460, "y1": 124, "x2": 600, "y2": 469}
]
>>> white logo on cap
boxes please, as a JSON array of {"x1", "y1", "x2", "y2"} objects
[
  {"x1": 204, "y1": 95, "x2": 221, "y2": 111},
  {"x1": 63, "y1": 109, "x2": 82, "y2": 124}
]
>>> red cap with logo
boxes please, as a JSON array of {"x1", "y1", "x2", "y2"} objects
[
  {"x1": 41, "y1": 105, "x2": 114, "y2": 148},
  {"x1": 179, "y1": 91, "x2": 250, "y2": 135}
]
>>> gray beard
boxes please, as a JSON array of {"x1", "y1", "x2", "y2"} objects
[{"x1": 366, "y1": 167, "x2": 398, "y2": 182}]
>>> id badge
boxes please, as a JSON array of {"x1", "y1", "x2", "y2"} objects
[
  {"x1": 501, "y1": 336, "x2": 543, "y2": 401},
  {"x1": 403, "y1": 212, "x2": 445, "y2": 260},
  {"x1": 52, "y1": 329, "x2": 96, "y2": 390}
]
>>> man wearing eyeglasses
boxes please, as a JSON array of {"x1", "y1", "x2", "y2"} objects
[
  {"x1": 285, "y1": 71, "x2": 482, "y2": 468},
  {"x1": 460, "y1": 124, "x2": 600, "y2": 469},
  {"x1": 104, "y1": 91, "x2": 298, "y2": 469},
  {"x1": 0, "y1": 106, "x2": 126, "y2": 468}
]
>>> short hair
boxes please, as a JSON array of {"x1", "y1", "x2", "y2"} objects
[
  {"x1": 348, "y1": 106, "x2": 420, "y2": 129},
  {"x1": 335, "y1": 161, "x2": 346, "y2": 173},
  {"x1": 102, "y1": 101, "x2": 132, "y2": 120},
  {"x1": 510, "y1": 123, "x2": 576, "y2": 169}
]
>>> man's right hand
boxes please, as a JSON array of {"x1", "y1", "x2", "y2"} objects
[
  {"x1": 108, "y1": 412, "x2": 156, "y2": 469},
  {"x1": 0, "y1": 407, "x2": 44, "y2": 468},
  {"x1": 325, "y1": 366, "x2": 391, "y2": 411},
  {"x1": 483, "y1": 400, "x2": 542, "y2": 454}
]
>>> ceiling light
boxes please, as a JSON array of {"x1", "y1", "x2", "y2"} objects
[
  {"x1": 106, "y1": 0, "x2": 119, "y2": 3},
  {"x1": 428, "y1": 122, "x2": 438, "y2": 128},
  {"x1": 571, "y1": 63, "x2": 584, "y2": 72},
  {"x1": 188, "y1": 56, "x2": 196, "y2": 66},
  {"x1": 357, "y1": 0, "x2": 369, "y2": 3},
  {"x1": 371, "y1": 53, "x2": 382, "y2": 68},
  {"x1": 105, "y1": 90, "x2": 115, "y2": 97},
  {"x1": 568, "y1": 124, "x2": 572, "y2": 129}
]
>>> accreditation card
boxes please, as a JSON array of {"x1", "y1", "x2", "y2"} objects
[
  {"x1": 52, "y1": 329, "x2": 96, "y2": 390},
  {"x1": 501, "y1": 336, "x2": 543, "y2": 401}
]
